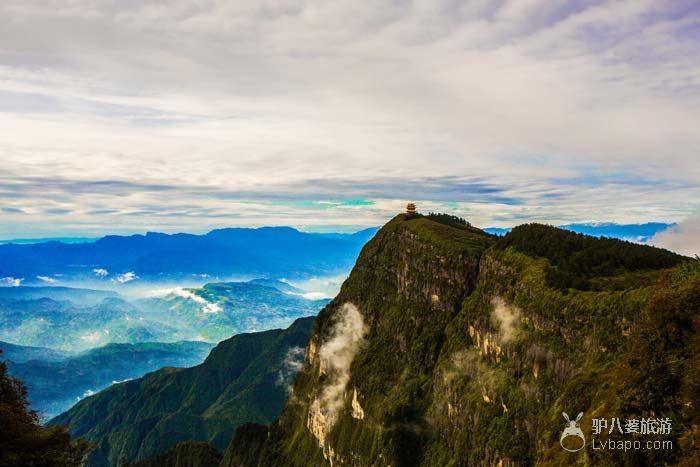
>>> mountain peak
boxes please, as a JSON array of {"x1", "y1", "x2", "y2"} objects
[{"x1": 223, "y1": 214, "x2": 700, "y2": 466}]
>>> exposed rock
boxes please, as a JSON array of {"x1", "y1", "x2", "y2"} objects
[{"x1": 351, "y1": 387, "x2": 365, "y2": 420}]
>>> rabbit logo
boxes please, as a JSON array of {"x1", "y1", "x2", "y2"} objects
[{"x1": 560, "y1": 412, "x2": 585, "y2": 452}]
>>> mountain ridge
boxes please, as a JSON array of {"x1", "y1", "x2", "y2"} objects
[
  {"x1": 0, "y1": 226, "x2": 376, "y2": 284},
  {"x1": 222, "y1": 214, "x2": 698, "y2": 466}
]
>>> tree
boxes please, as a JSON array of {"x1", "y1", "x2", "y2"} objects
[{"x1": 0, "y1": 352, "x2": 89, "y2": 467}]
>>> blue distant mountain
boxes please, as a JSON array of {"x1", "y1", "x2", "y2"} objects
[
  {"x1": 246, "y1": 278, "x2": 306, "y2": 295},
  {"x1": 0, "y1": 237, "x2": 98, "y2": 245},
  {"x1": 0, "y1": 286, "x2": 118, "y2": 306},
  {"x1": 0, "y1": 226, "x2": 378, "y2": 284},
  {"x1": 485, "y1": 222, "x2": 672, "y2": 242},
  {"x1": 1, "y1": 340, "x2": 213, "y2": 419}
]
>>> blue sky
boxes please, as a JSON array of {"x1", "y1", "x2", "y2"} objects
[{"x1": 0, "y1": 1, "x2": 699, "y2": 245}]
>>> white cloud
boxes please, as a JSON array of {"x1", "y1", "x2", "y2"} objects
[
  {"x1": 36, "y1": 275, "x2": 57, "y2": 283},
  {"x1": 314, "y1": 302, "x2": 366, "y2": 423},
  {"x1": 113, "y1": 271, "x2": 138, "y2": 283},
  {"x1": 93, "y1": 268, "x2": 109, "y2": 278},
  {"x1": 276, "y1": 346, "x2": 306, "y2": 390},
  {"x1": 491, "y1": 297, "x2": 521, "y2": 343},
  {"x1": 649, "y1": 216, "x2": 700, "y2": 257},
  {"x1": 301, "y1": 292, "x2": 331, "y2": 300},
  {"x1": 172, "y1": 288, "x2": 222, "y2": 314},
  {"x1": 80, "y1": 331, "x2": 103, "y2": 342},
  {"x1": 0, "y1": 1, "x2": 698, "y2": 236},
  {"x1": 0, "y1": 277, "x2": 23, "y2": 287}
]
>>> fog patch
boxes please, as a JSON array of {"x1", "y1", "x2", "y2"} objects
[
  {"x1": 491, "y1": 297, "x2": 521, "y2": 343},
  {"x1": 276, "y1": 346, "x2": 306, "y2": 391},
  {"x1": 308, "y1": 303, "x2": 366, "y2": 446},
  {"x1": 650, "y1": 216, "x2": 700, "y2": 257}
]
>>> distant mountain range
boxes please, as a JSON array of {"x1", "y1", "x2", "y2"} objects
[
  {"x1": 0, "y1": 285, "x2": 118, "y2": 305},
  {"x1": 0, "y1": 236, "x2": 99, "y2": 245},
  {"x1": 0, "y1": 281, "x2": 327, "y2": 352},
  {"x1": 0, "y1": 278, "x2": 326, "y2": 422},
  {"x1": 52, "y1": 316, "x2": 315, "y2": 467},
  {"x1": 1, "y1": 340, "x2": 213, "y2": 419},
  {"x1": 0, "y1": 226, "x2": 378, "y2": 285}
]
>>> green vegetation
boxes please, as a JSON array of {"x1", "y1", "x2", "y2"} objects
[
  {"x1": 0, "y1": 353, "x2": 87, "y2": 466},
  {"x1": 26, "y1": 215, "x2": 694, "y2": 466},
  {"x1": 225, "y1": 215, "x2": 699, "y2": 466},
  {"x1": 127, "y1": 441, "x2": 222, "y2": 467},
  {"x1": 52, "y1": 317, "x2": 314, "y2": 467},
  {"x1": 5, "y1": 340, "x2": 213, "y2": 419},
  {"x1": 424, "y1": 212, "x2": 472, "y2": 229},
  {"x1": 496, "y1": 223, "x2": 685, "y2": 290}
]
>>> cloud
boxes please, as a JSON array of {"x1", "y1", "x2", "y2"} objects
[
  {"x1": 36, "y1": 275, "x2": 57, "y2": 283},
  {"x1": 93, "y1": 268, "x2": 109, "y2": 278},
  {"x1": 312, "y1": 302, "x2": 367, "y2": 427},
  {"x1": 491, "y1": 297, "x2": 521, "y2": 343},
  {"x1": 0, "y1": 277, "x2": 23, "y2": 287},
  {"x1": 113, "y1": 271, "x2": 138, "y2": 283},
  {"x1": 649, "y1": 216, "x2": 700, "y2": 257},
  {"x1": 172, "y1": 288, "x2": 222, "y2": 314},
  {"x1": 80, "y1": 331, "x2": 103, "y2": 342},
  {"x1": 276, "y1": 346, "x2": 306, "y2": 391},
  {"x1": 0, "y1": 1, "x2": 698, "y2": 237}
]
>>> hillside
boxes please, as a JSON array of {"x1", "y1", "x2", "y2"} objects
[
  {"x1": 52, "y1": 317, "x2": 315, "y2": 467},
  {"x1": 0, "y1": 286, "x2": 118, "y2": 306},
  {"x1": 4, "y1": 341, "x2": 213, "y2": 419},
  {"x1": 0, "y1": 355, "x2": 86, "y2": 466},
  {"x1": 126, "y1": 441, "x2": 222, "y2": 467},
  {"x1": 224, "y1": 214, "x2": 698, "y2": 466},
  {"x1": 0, "y1": 341, "x2": 73, "y2": 363}
]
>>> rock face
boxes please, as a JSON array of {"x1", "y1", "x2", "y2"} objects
[
  {"x1": 223, "y1": 215, "x2": 700, "y2": 466},
  {"x1": 222, "y1": 215, "x2": 492, "y2": 466}
]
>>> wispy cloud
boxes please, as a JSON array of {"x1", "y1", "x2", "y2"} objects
[
  {"x1": 113, "y1": 271, "x2": 138, "y2": 284},
  {"x1": 0, "y1": 1, "x2": 698, "y2": 236},
  {"x1": 36, "y1": 275, "x2": 57, "y2": 284}
]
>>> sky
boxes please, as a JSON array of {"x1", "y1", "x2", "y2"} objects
[{"x1": 0, "y1": 0, "x2": 699, "y2": 240}]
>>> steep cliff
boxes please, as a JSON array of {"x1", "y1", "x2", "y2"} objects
[{"x1": 224, "y1": 214, "x2": 699, "y2": 466}]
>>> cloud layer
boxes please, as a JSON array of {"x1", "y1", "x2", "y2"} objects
[
  {"x1": 0, "y1": 1, "x2": 698, "y2": 237},
  {"x1": 649, "y1": 216, "x2": 700, "y2": 257}
]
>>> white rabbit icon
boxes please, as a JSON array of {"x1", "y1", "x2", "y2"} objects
[{"x1": 560, "y1": 411, "x2": 585, "y2": 452}]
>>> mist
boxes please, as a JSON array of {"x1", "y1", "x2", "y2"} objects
[
  {"x1": 315, "y1": 302, "x2": 367, "y2": 423},
  {"x1": 491, "y1": 297, "x2": 521, "y2": 343}
]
